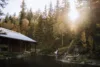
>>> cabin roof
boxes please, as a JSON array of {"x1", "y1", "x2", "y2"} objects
[{"x1": 0, "y1": 27, "x2": 36, "y2": 43}]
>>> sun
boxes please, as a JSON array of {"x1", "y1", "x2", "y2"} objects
[
  {"x1": 68, "y1": 0, "x2": 79, "y2": 22},
  {"x1": 68, "y1": 0, "x2": 80, "y2": 32},
  {"x1": 68, "y1": 9, "x2": 79, "y2": 22}
]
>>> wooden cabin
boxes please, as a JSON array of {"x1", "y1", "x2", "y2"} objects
[{"x1": 0, "y1": 27, "x2": 37, "y2": 53}]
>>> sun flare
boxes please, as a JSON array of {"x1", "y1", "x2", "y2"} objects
[
  {"x1": 68, "y1": 0, "x2": 79, "y2": 22},
  {"x1": 68, "y1": 9, "x2": 79, "y2": 21}
]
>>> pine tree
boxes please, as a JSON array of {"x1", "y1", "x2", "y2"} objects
[
  {"x1": 44, "y1": 5, "x2": 47, "y2": 18},
  {"x1": 62, "y1": 0, "x2": 68, "y2": 14},
  {"x1": 89, "y1": 0, "x2": 100, "y2": 52},
  {"x1": 27, "y1": 8, "x2": 33, "y2": 25},
  {"x1": 0, "y1": 0, "x2": 7, "y2": 15},
  {"x1": 8, "y1": 14, "x2": 16, "y2": 24},
  {"x1": 35, "y1": 15, "x2": 44, "y2": 45},
  {"x1": 55, "y1": 0, "x2": 60, "y2": 20},
  {"x1": 19, "y1": 0, "x2": 28, "y2": 33},
  {"x1": 48, "y1": 2, "x2": 53, "y2": 18},
  {"x1": 45, "y1": 2, "x2": 55, "y2": 47},
  {"x1": 4, "y1": 13, "x2": 9, "y2": 23},
  {"x1": 20, "y1": 0, "x2": 26, "y2": 25}
]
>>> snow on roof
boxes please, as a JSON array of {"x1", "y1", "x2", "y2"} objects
[{"x1": 0, "y1": 27, "x2": 37, "y2": 43}]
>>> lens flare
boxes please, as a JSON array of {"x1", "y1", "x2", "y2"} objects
[{"x1": 68, "y1": 0, "x2": 79, "y2": 22}]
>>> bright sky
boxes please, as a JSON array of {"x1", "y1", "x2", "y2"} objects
[{"x1": 3, "y1": 0, "x2": 57, "y2": 16}]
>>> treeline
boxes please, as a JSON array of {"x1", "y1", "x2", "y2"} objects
[
  {"x1": 0, "y1": 0, "x2": 100, "y2": 54},
  {"x1": 0, "y1": 0, "x2": 71, "y2": 52}
]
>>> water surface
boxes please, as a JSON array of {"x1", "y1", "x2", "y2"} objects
[{"x1": 0, "y1": 55, "x2": 99, "y2": 67}]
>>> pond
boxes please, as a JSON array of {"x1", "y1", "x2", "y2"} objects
[{"x1": 0, "y1": 55, "x2": 99, "y2": 67}]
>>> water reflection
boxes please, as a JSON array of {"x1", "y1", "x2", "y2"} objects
[{"x1": 0, "y1": 55, "x2": 99, "y2": 67}]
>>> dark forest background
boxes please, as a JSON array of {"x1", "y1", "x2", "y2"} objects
[{"x1": 0, "y1": 0, "x2": 100, "y2": 56}]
